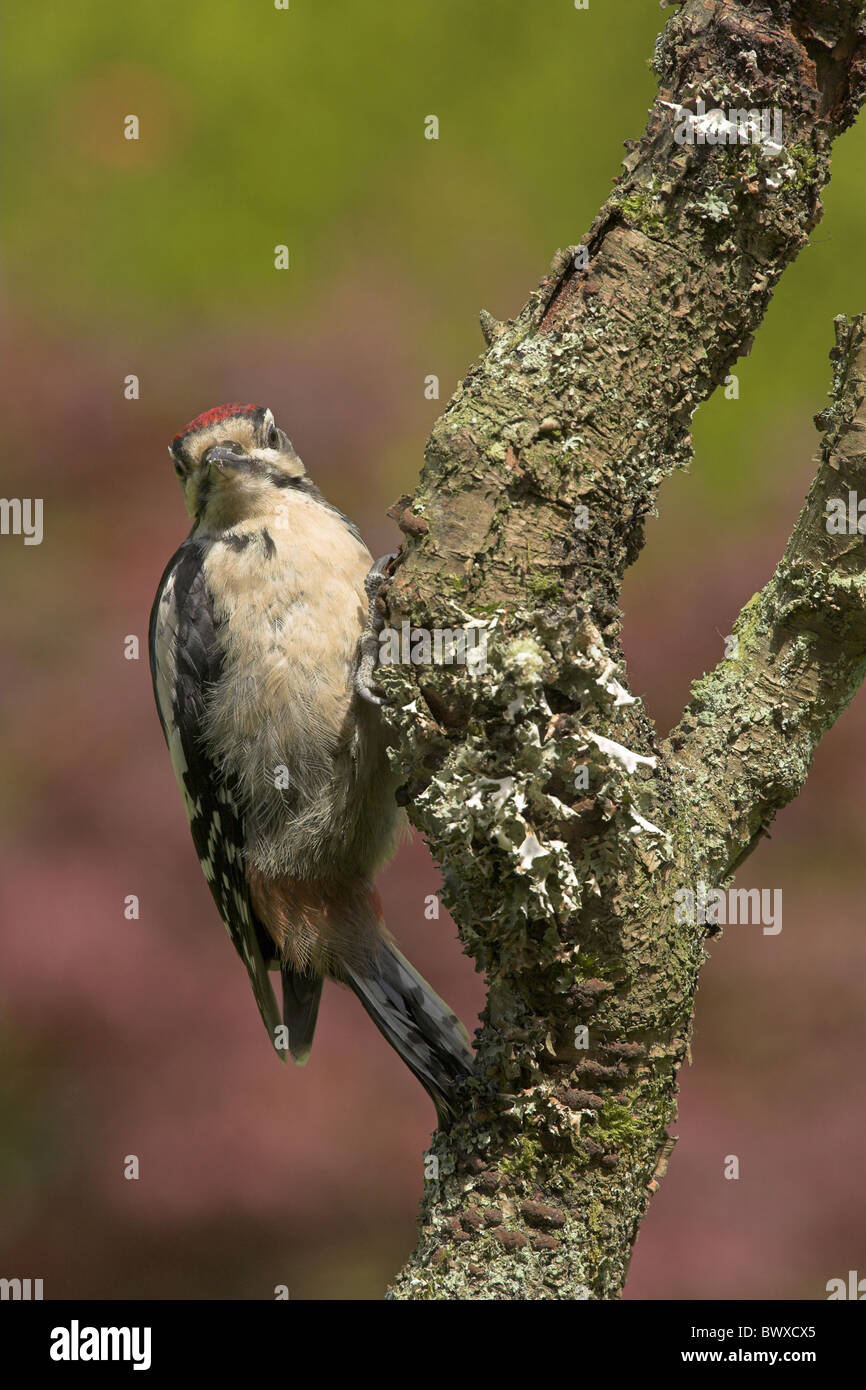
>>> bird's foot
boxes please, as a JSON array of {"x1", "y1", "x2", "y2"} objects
[{"x1": 355, "y1": 552, "x2": 398, "y2": 706}]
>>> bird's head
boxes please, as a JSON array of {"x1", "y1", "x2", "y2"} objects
[{"x1": 169, "y1": 403, "x2": 307, "y2": 527}]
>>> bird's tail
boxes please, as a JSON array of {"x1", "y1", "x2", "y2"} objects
[
  {"x1": 343, "y1": 941, "x2": 474, "y2": 1128},
  {"x1": 280, "y1": 967, "x2": 324, "y2": 1064}
]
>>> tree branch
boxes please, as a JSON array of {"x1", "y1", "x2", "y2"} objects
[
  {"x1": 379, "y1": 0, "x2": 866, "y2": 1300},
  {"x1": 668, "y1": 314, "x2": 866, "y2": 880}
]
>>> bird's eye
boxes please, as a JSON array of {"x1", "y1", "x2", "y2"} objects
[{"x1": 268, "y1": 427, "x2": 279, "y2": 448}]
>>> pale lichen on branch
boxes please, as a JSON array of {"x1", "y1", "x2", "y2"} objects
[{"x1": 380, "y1": 1, "x2": 866, "y2": 1299}]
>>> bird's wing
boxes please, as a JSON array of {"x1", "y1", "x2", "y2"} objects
[{"x1": 149, "y1": 537, "x2": 285, "y2": 1054}]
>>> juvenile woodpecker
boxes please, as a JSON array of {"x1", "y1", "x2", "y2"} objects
[{"x1": 149, "y1": 403, "x2": 473, "y2": 1125}]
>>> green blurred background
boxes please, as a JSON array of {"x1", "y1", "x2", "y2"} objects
[{"x1": 1, "y1": 0, "x2": 865, "y2": 1299}]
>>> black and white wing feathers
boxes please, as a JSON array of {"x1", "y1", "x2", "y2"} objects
[{"x1": 149, "y1": 538, "x2": 284, "y2": 1054}]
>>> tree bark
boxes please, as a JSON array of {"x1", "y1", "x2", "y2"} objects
[{"x1": 380, "y1": 0, "x2": 866, "y2": 1300}]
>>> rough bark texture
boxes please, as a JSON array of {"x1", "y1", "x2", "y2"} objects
[{"x1": 379, "y1": 0, "x2": 866, "y2": 1300}]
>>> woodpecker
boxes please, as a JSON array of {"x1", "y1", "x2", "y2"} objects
[{"x1": 149, "y1": 403, "x2": 473, "y2": 1126}]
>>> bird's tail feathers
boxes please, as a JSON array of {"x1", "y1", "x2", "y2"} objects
[
  {"x1": 280, "y1": 968, "x2": 324, "y2": 1064},
  {"x1": 344, "y1": 940, "x2": 474, "y2": 1127},
  {"x1": 253, "y1": 870, "x2": 474, "y2": 1120}
]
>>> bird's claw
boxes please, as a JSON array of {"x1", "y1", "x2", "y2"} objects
[{"x1": 354, "y1": 552, "x2": 398, "y2": 706}]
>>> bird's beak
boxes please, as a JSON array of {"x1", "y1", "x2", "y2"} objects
[{"x1": 204, "y1": 445, "x2": 251, "y2": 474}]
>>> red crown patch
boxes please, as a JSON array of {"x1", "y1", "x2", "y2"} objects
[{"x1": 172, "y1": 403, "x2": 261, "y2": 450}]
